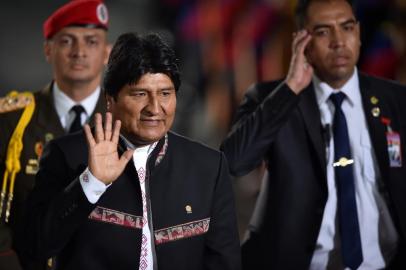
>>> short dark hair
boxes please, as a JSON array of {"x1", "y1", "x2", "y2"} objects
[
  {"x1": 295, "y1": 0, "x2": 356, "y2": 28},
  {"x1": 103, "y1": 32, "x2": 181, "y2": 98}
]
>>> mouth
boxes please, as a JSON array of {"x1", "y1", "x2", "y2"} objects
[
  {"x1": 140, "y1": 119, "x2": 162, "y2": 127},
  {"x1": 331, "y1": 55, "x2": 350, "y2": 67},
  {"x1": 70, "y1": 63, "x2": 88, "y2": 70}
]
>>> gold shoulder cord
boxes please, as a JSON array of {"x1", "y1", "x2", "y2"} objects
[{"x1": 0, "y1": 91, "x2": 35, "y2": 222}]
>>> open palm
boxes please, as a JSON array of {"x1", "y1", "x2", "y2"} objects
[{"x1": 84, "y1": 113, "x2": 134, "y2": 184}]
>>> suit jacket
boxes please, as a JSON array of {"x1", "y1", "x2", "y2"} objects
[
  {"x1": 21, "y1": 131, "x2": 241, "y2": 270},
  {"x1": 0, "y1": 83, "x2": 106, "y2": 270},
  {"x1": 220, "y1": 73, "x2": 406, "y2": 269}
]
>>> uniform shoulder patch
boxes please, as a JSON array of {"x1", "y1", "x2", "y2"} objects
[{"x1": 0, "y1": 91, "x2": 34, "y2": 113}]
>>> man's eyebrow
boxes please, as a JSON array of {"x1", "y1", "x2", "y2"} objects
[
  {"x1": 341, "y1": 18, "x2": 358, "y2": 25},
  {"x1": 310, "y1": 18, "x2": 357, "y2": 31},
  {"x1": 311, "y1": 23, "x2": 331, "y2": 31},
  {"x1": 128, "y1": 87, "x2": 147, "y2": 92}
]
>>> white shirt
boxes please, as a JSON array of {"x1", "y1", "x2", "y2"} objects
[
  {"x1": 52, "y1": 82, "x2": 100, "y2": 131},
  {"x1": 309, "y1": 69, "x2": 398, "y2": 270}
]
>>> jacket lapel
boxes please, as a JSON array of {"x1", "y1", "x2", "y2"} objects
[
  {"x1": 35, "y1": 83, "x2": 65, "y2": 136},
  {"x1": 298, "y1": 84, "x2": 327, "y2": 177},
  {"x1": 89, "y1": 92, "x2": 107, "y2": 124},
  {"x1": 359, "y1": 74, "x2": 390, "y2": 182}
]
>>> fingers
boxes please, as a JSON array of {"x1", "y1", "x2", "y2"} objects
[
  {"x1": 118, "y1": 149, "x2": 134, "y2": 170},
  {"x1": 292, "y1": 30, "x2": 311, "y2": 55},
  {"x1": 285, "y1": 30, "x2": 313, "y2": 94},
  {"x1": 94, "y1": 113, "x2": 104, "y2": 143},
  {"x1": 112, "y1": 120, "x2": 121, "y2": 145},
  {"x1": 84, "y1": 124, "x2": 96, "y2": 147},
  {"x1": 104, "y1": 112, "x2": 113, "y2": 141}
]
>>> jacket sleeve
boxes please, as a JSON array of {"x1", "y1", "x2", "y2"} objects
[
  {"x1": 220, "y1": 81, "x2": 300, "y2": 177},
  {"x1": 20, "y1": 140, "x2": 94, "y2": 260},
  {"x1": 203, "y1": 152, "x2": 241, "y2": 270}
]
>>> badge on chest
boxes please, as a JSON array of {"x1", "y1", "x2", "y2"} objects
[{"x1": 381, "y1": 117, "x2": 402, "y2": 167}]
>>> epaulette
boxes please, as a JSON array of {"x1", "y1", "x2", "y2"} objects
[
  {"x1": 0, "y1": 91, "x2": 34, "y2": 113},
  {"x1": 0, "y1": 90, "x2": 35, "y2": 222}
]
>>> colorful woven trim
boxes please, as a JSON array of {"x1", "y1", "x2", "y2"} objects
[{"x1": 89, "y1": 206, "x2": 143, "y2": 229}]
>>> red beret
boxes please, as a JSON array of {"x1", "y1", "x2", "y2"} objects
[{"x1": 43, "y1": 0, "x2": 109, "y2": 39}]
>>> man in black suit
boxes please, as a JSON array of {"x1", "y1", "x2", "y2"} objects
[
  {"x1": 21, "y1": 33, "x2": 241, "y2": 270},
  {"x1": 221, "y1": 0, "x2": 406, "y2": 269}
]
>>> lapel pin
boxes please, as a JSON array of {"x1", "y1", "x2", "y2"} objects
[
  {"x1": 370, "y1": 96, "x2": 379, "y2": 105},
  {"x1": 45, "y1": 133, "x2": 54, "y2": 143},
  {"x1": 34, "y1": 141, "x2": 43, "y2": 158},
  {"x1": 185, "y1": 205, "x2": 192, "y2": 214},
  {"x1": 371, "y1": 107, "x2": 380, "y2": 117}
]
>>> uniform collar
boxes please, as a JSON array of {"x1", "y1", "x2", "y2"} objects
[{"x1": 52, "y1": 82, "x2": 101, "y2": 119}]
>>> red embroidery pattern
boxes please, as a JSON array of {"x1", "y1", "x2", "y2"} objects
[
  {"x1": 88, "y1": 206, "x2": 143, "y2": 229},
  {"x1": 139, "y1": 234, "x2": 148, "y2": 270},
  {"x1": 137, "y1": 166, "x2": 149, "y2": 270},
  {"x1": 82, "y1": 171, "x2": 89, "y2": 183},
  {"x1": 154, "y1": 218, "x2": 210, "y2": 245},
  {"x1": 155, "y1": 134, "x2": 168, "y2": 166},
  {"x1": 138, "y1": 167, "x2": 146, "y2": 184}
]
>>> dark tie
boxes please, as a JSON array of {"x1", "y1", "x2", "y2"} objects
[
  {"x1": 330, "y1": 92, "x2": 363, "y2": 269},
  {"x1": 69, "y1": 105, "x2": 85, "y2": 133}
]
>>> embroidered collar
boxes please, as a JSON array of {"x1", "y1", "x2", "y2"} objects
[{"x1": 118, "y1": 134, "x2": 168, "y2": 167}]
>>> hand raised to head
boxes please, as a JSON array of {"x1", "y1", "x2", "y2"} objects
[
  {"x1": 285, "y1": 30, "x2": 314, "y2": 94},
  {"x1": 84, "y1": 112, "x2": 134, "y2": 185}
]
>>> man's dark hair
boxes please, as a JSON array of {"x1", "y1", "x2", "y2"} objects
[
  {"x1": 103, "y1": 32, "x2": 181, "y2": 98},
  {"x1": 295, "y1": 0, "x2": 356, "y2": 28}
]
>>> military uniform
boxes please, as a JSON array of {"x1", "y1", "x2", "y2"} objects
[{"x1": 0, "y1": 84, "x2": 106, "y2": 269}]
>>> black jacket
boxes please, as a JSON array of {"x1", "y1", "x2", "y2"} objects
[
  {"x1": 21, "y1": 131, "x2": 241, "y2": 270},
  {"x1": 221, "y1": 73, "x2": 406, "y2": 269}
]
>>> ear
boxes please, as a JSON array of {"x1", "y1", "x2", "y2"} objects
[
  {"x1": 106, "y1": 95, "x2": 114, "y2": 112},
  {"x1": 104, "y1": 43, "x2": 112, "y2": 65},
  {"x1": 356, "y1": 22, "x2": 362, "y2": 47},
  {"x1": 44, "y1": 41, "x2": 52, "y2": 63}
]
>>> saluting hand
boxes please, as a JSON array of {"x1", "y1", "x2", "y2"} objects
[
  {"x1": 84, "y1": 113, "x2": 134, "y2": 185},
  {"x1": 285, "y1": 30, "x2": 314, "y2": 94}
]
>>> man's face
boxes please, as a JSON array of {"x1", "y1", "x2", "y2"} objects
[
  {"x1": 44, "y1": 27, "x2": 110, "y2": 87},
  {"x1": 107, "y1": 73, "x2": 177, "y2": 146},
  {"x1": 304, "y1": 0, "x2": 361, "y2": 88}
]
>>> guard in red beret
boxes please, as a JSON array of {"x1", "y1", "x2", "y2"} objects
[{"x1": 0, "y1": 1, "x2": 111, "y2": 270}]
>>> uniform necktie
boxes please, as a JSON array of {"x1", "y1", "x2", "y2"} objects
[
  {"x1": 330, "y1": 92, "x2": 363, "y2": 269},
  {"x1": 69, "y1": 105, "x2": 85, "y2": 133}
]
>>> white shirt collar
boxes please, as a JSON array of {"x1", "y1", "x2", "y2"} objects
[
  {"x1": 313, "y1": 67, "x2": 361, "y2": 108},
  {"x1": 53, "y1": 82, "x2": 101, "y2": 119},
  {"x1": 119, "y1": 134, "x2": 157, "y2": 155}
]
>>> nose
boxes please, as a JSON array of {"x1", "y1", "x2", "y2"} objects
[
  {"x1": 70, "y1": 40, "x2": 86, "y2": 58},
  {"x1": 144, "y1": 96, "x2": 160, "y2": 116},
  {"x1": 330, "y1": 28, "x2": 344, "y2": 49}
]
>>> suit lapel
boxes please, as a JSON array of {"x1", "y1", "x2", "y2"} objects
[
  {"x1": 359, "y1": 74, "x2": 390, "y2": 182},
  {"x1": 35, "y1": 83, "x2": 65, "y2": 137},
  {"x1": 89, "y1": 91, "x2": 107, "y2": 124},
  {"x1": 298, "y1": 84, "x2": 327, "y2": 177}
]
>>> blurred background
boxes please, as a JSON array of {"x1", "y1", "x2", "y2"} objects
[{"x1": 1, "y1": 0, "x2": 405, "y2": 237}]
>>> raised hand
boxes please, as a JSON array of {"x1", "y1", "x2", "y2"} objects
[
  {"x1": 84, "y1": 112, "x2": 134, "y2": 184},
  {"x1": 285, "y1": 30, "x2": 314, "y2": 94}
]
